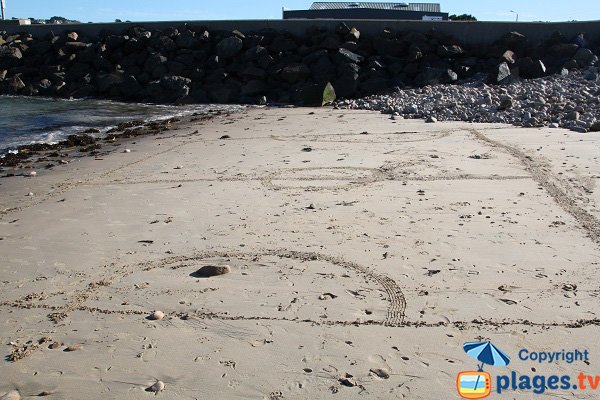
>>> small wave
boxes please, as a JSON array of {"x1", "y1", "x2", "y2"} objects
[{"x1": 0, "y1": 96, "x2": 245, "y2": 151}]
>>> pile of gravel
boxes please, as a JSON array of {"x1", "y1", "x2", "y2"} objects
[{"x1": 336, "y1": 68, "x2": 600, "y2": 133}]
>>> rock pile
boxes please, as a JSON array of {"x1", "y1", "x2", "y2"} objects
[
  {"x1": 336, "y1": 68, "x2": 600, "y2": 132},
  {"x1": 0, "y1": 24, "x2": 598, "y2": 108}
]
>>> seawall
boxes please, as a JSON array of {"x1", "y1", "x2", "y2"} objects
[{"x1": 1, "y1": 19, "x2": 599, "y2": 106}]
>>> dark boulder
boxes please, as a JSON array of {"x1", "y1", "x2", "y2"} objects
[
  {"x1": 217, "y1": 36, "x2": 243, "y2": 59},
  {"x1": 340, "y1": 41, "x2": 359, "y2": 52},
  {"x1": 516, "y1": 57, "x2": 546, "y2": 78},
  {"x1": 69, "y1": 84, "x2": 97, "y2": 98},
  {"x1": 176, "y1": 32, "x2": 197, "y2": 49},
  {"x1": 155, "y1": 36, "x2": 177, "y2": 53},
  {"x1": 269, "y1": 36, "x2": 298, "y2": 52},
  {"x1": 96, "y1": 72, "x2": 124, "y2": 93},
  {"x1": 281, "y1": 63, "x2": 311, "y2": 83},
  {"x1": 120, "y1": 75, "x2": 143, "y2": 99},
  {"x1": 123, "y1": 38, "x2": 146, "y2": 54},
  {"x1": 161, "y1": 75, "x2": 191, "y2": 98},
  {"x1": 548, "y1": 43, "x2": 578, "y2": 59},
  {"x1": 104, "y1": 35, "x2": 126, "y2": 51},
  {"x1": 294, "y1": 82, "x2": 336, "y2": 106},
  {"x1": 438, "y1": 45, "x2": 464, "y2": 58},
  {"x1": 241, "y1": 64, "x2": 267, "y2": 80},
  {"x1": 302, "y1": 49, "x2": 328, "y2": 65},
  {"x1": 241, "y1": 79, "x2": 269, "y2": 96},
  {"x1": 573, "y1": 48, "x2": 598, "y2": 67},
  {"x1": 498, "y1": 32, "x2": 528, "y2": 52},
  {"x1": 0, "y1": 46, "x2": 23, "y2": 61},
  {"x1": 318, "y1": 35, "x2": 341, "y2": 50},
  {"x1": 373, "y1": 37, "x2": 405, "y2": 57},
  {"x1": 311, "y1": 56, "x2": 337, "y2": 83},
  {"x1": 334, "y1": 48, "x2": 364, "y2": 64},
  {"x1": 64, "y1": 42, "x2": 91, "y2": 52},
  {"x1": 333, "y1": 63, "x2": 359, "y2": 98},
  {"x1": 7, "y1": 75, "x2": 25, "y2": 93},
  {"x1": 206, "y1": 81, "x2": 240, "y2": 103},
  {"x1": 360, "y1": 76, "x2": 389, "y2": 93}
]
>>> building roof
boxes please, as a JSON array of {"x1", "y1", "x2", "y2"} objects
[{"x1": 309, "y1": 2, "x2": 442, "y2": 12}]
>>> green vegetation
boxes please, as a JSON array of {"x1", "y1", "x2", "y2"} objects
[{"x1": 449, "y1": 14, "x2": 478, "y2": 21}]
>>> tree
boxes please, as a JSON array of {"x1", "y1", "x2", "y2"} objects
[
  {"x1": 449, "y1": 14, "x2": 477, "y2": 21},
  {"x1": 49, "y1": 16, "x2": 69, "y2": 23}
]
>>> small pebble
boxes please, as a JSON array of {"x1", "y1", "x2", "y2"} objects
[
  {"x1": 26, "y1": 192, "x2": 34, "y2": 197},
  {"x1": 149, "y1": 310, "x2": 165, "y2": 320},
  {"x1": 29, "y1": 171, "x2": 37, "y2": 177},
  {"x1": 370, "y1": 368, "x2": 390, "y2": 379},
  {"x1": 48, "y1": 341, "x2": 60, "y2": 349},
  {"x1": 339, "y1": 373, "x2": 357, "y2": 387},
  {"x1": 124, "y1": 149, "x2": 131, "y2": 153},
  {"x1": 64, "y1": 344, "x2": 81, "y2": 352},
  {"x1": 193, "y1": 265, "x2": 231, "y2": 278},
  {"x1": 148, "y1": 381, "x2": 165, "y2": 393}
]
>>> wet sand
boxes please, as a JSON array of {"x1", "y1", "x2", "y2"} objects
[{"x1": 1, "y1": 107, "x2": 600, "y2": 399}]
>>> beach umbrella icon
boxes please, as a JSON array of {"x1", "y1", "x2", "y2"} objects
[
  {"x1": 462, "y1": 341, "x2": 511, "y2": 396},
  {"x1": 464, "y1": 341, "x2": 511, "y2": 371}
]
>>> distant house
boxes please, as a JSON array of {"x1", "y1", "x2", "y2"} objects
[{"x1": 283, "y1": 2, "x2": 448, "y2": 21}]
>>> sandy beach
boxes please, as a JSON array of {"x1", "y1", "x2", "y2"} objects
[{"x1": 1, "y1": 107, "x2": 600, "y2": 399}]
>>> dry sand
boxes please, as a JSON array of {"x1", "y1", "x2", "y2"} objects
[{"x1": 1, "y1": 107, "x2": 600, "y2": 399}]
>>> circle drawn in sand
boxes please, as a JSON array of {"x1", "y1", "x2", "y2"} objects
[
  {"x1": 270, "y1": 130, "x2": 455, "y2": 144},
  {"x1": 262, "y1": 167, "x2": 384, "y2": 191},
  {"x1": 77, "y1": 250, "x2": 407, "y2": 327}
]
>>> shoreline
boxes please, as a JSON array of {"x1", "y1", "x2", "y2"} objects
[
  {"x1": 0, "y1": 103, "x2": 247, "y2": 171},
  {"x1": 1, "y1": 107, "x2": 599, "y2": 399}
]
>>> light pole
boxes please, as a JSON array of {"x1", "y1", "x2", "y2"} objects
[
  {"x1": 509, "y1": 10, "x2": 519, "y2": 22},
  {"x1": 1, "y1": 0, "x2": 5, "y2": 20}
]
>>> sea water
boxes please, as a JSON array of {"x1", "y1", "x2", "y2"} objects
[{"x1": 0, "y1": 96, "x2": 241, "y2": 151}]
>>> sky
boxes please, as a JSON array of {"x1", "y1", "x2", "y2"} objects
[{"x1": 3, "y1": 0, "x2": 600, "y2": 23}]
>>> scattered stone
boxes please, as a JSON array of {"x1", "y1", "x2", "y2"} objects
[
  {"x1": 48, "y1": 341, "x2": 60, "y2": 349},
  {"x1": 562, "y1": 284, "x2": 577, "y2": 291},
  {"x1": 369, "y1": 368, "x2": 390, "y2": 379},
  {"x1": 318, "y1": 293, "x2": 338, "y2": 300},
  {"x1": 26, "y1": 192, "x2": 34, "y2": 197},
  {"x1": 337, "y1": 69, "x2": 600, "y2": 131},
  {"x1": 339, "y1": 373, "x2": 358, "y2": 387},
  {"x1": 29, "y1": 171, "x2": 37, "y2": 177},
  {"x1": 192, "y1": 265, "x2": 232, "y2": 278},
  {"x1": 147, "y1": 380, "x2": 165, "y2": 393},
  {"x1": 124, "y1": 149, "x2": 131, "y2": 153},
  {"x1": 148, "y1": 310, "x2": 165, "y2": 321},
  {"x1": 425, "y1": 116, "x2": 437, "y2": 123},
  {"x1": 64, "y1": 344, "x2": 81, "y2": 352}
]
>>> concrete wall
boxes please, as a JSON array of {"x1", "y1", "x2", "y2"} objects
[{"x1": 2, "y1": 19, "x2": 600, "y2": 45}]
